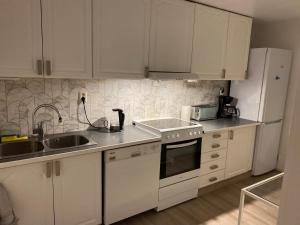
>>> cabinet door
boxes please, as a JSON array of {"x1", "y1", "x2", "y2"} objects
[
  {"x1": 41, "y1": 0, "x2": 92, "y2": 78},
  {"x1": 53, "y1": 153, "x2": 102, "y2": 225},
  {"x1": 225, "y1": 126, "x2": 256, "y2": 178},
  {"x1": 225, "y1": 14, "x2": 252, "y2": 80},
  {"x1": 191, "y1": 5, "x2": 229, "y2": 79},
  {"x1": 0, "y1": 162, "x2": 54, "y2": 225},
  {"x1": 0, "y1": 0, "x2": 43, "y2": 77},
  {"x1": 93, "y1": 0, "x2": 151, "y2": 79},
  {"x1": 149, "y1": 0, "x2": 195, "y2": 72}
]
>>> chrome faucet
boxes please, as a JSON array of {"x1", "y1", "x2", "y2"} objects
[{"x1": 32, "y1": 104, "x2": 62, "y2": 140}]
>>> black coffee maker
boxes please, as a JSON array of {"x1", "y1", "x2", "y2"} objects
[{"x1": 217, "y1": 88, "x2": 239, "y2": 118}]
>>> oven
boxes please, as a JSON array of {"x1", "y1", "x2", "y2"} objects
[{"x1": 160, "y1": 138, "x2": 202, "y2": 187}]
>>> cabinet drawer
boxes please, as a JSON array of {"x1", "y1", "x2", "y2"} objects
[
  {"x1": 199, "y1": 158, "x2": 226, "y2": 176},
  {"x1": 201, "y1": 149, "x2": 227, "y2": 163},
  {"x1": 199, "y1": 170, "x2": 225, "y2": 188},
  {"x1": 202, "y1": 139, "x2": 228, "y2": 153},
  {"x1": 204, "y1": 130, "x2": 228, "y2": 142}
]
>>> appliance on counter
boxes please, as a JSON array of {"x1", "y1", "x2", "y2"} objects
[
  {"x1": 104, "y1": 142, "x2": 161, "y2": 225},
  {"x1": 230, "y1": 48, "x2": 292, "y2": 176},
  {"x1": 191, "y1": 104, "x2": 218, "y2": 121},
  {"x1": 133, "y1": 118, "x2": 203, "y2": 211},
  {"x1": 217, "y1": 94, "x2": 240, "y2": 119}
]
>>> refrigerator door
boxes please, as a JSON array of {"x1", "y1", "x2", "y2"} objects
[
  {"x1": 258, "y1": 49, "x2": 292, "y2": 122},
  {"x1": 230, "y1": 48, "x2": 267, "y2": 121},
  {"x1": 252, "y1": 120, "x2": 282, "y2": 176}
]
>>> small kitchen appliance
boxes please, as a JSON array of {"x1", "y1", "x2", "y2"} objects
[
  {"x1": 133, "y1": 118, "x2": 203, "y2": 211},
  {"x1": 217, "y1": 95, "x2": 239, "y2": 118},
  {"x1": 191, "y1": 104, "x2": 218, "y2": 121}
]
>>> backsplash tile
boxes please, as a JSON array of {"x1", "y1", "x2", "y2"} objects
[{"x1": 0, "y1": 78, "x2": 227, "y2": 135}]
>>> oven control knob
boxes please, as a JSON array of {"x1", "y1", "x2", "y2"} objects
[
  {"x1": 176, "y1": 133, "x2": 180, "y2": 138},
  {"x1": 198, "y1": 131, "x2": 202, "y2": 135},
  {"x1": 189, "y1": 131, "x2": 193, "y2": 136},
  {"x1": 167, "y1": 135, "x2": 170, "y2": 139},
  {"x1": 172, "y1": 134, "x2": 176, "y2": 138},
  {"x1": 194, "y1": 131, "x2": 197, "y2": 135}
]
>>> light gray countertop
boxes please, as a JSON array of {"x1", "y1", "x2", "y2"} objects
[
  {"x1": 0, "y1": 125, "x2": 161, "y2": 168},
  {"x1": 194, "y1": 118, "x2": 260, "y2": 133}
]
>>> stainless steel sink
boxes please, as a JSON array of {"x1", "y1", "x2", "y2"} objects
[
  {"x1": 0, "y1": 140, "x2": 44, "y2": 158},
  {"x1": 44, "y1": 135, "x2": 92, "y2": 149}
]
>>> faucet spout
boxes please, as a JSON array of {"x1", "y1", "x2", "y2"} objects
[{"x1": 32, "y1": 104, "x2": 62, "y2": 140}]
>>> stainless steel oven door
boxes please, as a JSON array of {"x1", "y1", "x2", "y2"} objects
[{"x1": 160, "y1": 138, "x2": 201, "y2": 187}]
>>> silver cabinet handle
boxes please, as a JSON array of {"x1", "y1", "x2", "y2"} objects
[
  {"x1": 229, "y1": 130, "x2": 234, "y2": 140},
  {"x1": 46, "y1": 161, "x2": 53, "y2": 178},
  {"x1": 211, "y1": 143, "x2": 220, "y2": 149},
  {"x1": 211, "y1": 153, "x2": 220, "y2": 159},
  {"x1": 131, "y1": 152, "x2": 141, "y2": 158},
  {"x1": 144, "y1": 66, "x2": 149, "y2": 78},
  {"x1": 221, "y1": 69, "x2": 226, "y2": 79},
  {"x1": 55, "y1": 160, "x2": 60, "y2": 176},
  {"x1": 37, "y1": 60, "x2": 43, "y2": 75},
  {"x1": 109, "y1": 156, "x2": 116, "y2": 161},
  {"x1": 212, "y1": 133, "x2": 221, "y2": 139},
  {"x1": 209, "y1": 177, "x2": 218, "y2": 182},
  {"x1": 210, "y1": 165, "x2": 219, "y2": 170},
  {"x1": 45, "y1": 60, "x2": 52, "y2": 76}
]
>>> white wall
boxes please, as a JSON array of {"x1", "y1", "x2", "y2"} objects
[{"x1": 251, "y1": 18, "x2": 300, "y2": 170}]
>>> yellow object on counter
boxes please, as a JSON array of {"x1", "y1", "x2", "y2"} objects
[{"x1": 1, "y1": 135, "x2": 29, "y2": 143}]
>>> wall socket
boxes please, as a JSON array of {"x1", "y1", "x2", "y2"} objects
[{"x1": 79, "y1": 91, "x2": 88, "y2": 103}]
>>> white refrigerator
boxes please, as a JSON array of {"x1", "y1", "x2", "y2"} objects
[{"x1": 230, "y1": 48, "x2": 292, "y2": 175}]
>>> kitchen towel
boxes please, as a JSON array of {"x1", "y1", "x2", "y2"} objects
[
  {"x1": 0, "y1": 183, "x2": 18, "y2": 225},
  {"x1": 181, "y1": 106, "x2": 191, "y2": 121}
]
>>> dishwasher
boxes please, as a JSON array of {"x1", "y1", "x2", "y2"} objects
[{"x1": 104, "y1": 142, "x2": 161, "y2": 225}]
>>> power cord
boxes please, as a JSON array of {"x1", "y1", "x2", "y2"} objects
[{"x1": 81, "y1": 97, "x2": 102, "y2": 129}]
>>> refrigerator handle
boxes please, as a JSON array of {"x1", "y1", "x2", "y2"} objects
[{"x1": 263, "y1": 119, "x2": 282, "y2": 125}]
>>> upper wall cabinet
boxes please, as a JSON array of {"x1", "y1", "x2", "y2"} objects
[
  {"x1": 191, "y1": 5, "x2": 229, "y2": 79},
  {"x1": 42, "y1": 0, "x2": 92, "y2": 79},
  {"x1": 224, "y1": 14, "x2": 252, "y2": 80},
  {"x1": 149, "y1": 0, "x2": 195, "y2": 73},
  {"x1": 93, "y1": 0, "x2": 151, "y2": 79},
  {"x1": 0, "y1": 0, "x2": 43, "y2": 78}
]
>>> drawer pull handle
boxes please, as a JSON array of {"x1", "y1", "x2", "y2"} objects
[
  {"x1": 55, "y1": 160, "x2": 61, "y2": 177},
  {"x1": 131, "y1": 152, "x2": 141, "y2": 158},
  {"x1": 211, "y1": 153, "x2": 220, "y2": 159},
  {"x1": 212, "y1": 143, "x2": 220, "y2": 149},
  {"x1": 109, "y1": 156, "x2": 116, "y2": 161},
  {"x1": 209, "y1": 177, "x2": 218, "y2": 182},
  {"x1": 210, "y1": 165, "x2": 219, "y2": 170},
  {"x1": 212, "y1": 134, "x2": 221, "y2": 139}
]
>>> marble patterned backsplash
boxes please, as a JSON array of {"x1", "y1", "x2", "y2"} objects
[{"x1": 0, "y1": 78, "x2": 228, "y2": 136}]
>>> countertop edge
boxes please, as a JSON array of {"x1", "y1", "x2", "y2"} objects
[
  {"x1": 203, "y1": 122, "x2": 260, "y2": 133},
  {"x1": 0, "y1": 136, "x2": 161, "y2": 169}
]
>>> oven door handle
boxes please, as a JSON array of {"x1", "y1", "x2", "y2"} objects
[{"x1": 166, "y1": 140, "x2": 198, "y2": 149}]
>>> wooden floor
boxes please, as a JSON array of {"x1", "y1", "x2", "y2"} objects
[{"x1": 114, "y1": 172, "x2": 280, "y2": 225}]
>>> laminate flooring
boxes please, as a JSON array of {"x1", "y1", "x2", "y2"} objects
[{"x1": 114, "y1": 171, "x2": 281, "y2": 225}]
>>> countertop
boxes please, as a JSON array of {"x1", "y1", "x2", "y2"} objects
[
  {"x1": 194, "y1": 118, "x2": 260, "y2": 133},
  {"x1": 0, "y1": 125, "x2": 161, "y2": 169}
]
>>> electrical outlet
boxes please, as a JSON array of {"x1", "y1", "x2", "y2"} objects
[{"x1": 79, "y1": 91, "x2": 88, "y2": 103}]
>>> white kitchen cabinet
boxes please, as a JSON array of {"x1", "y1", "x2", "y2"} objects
[
  {"x1": 225, "y1": 126, "x2": 256, "y2": 178},
  {"x1": 224, "y1": 14, "x2": 252, "y2": 80},
  {"x1": 0, "y1": 152, "x2": 102, "y2": 225},
  {"x1": 149, "y1": 0, "x2": 195, "y2": 73},
  {"x1": 0, "y1": 0, "x2": 43, "y2": 77},
  {"x1": 41, "y1": 0, "x2": 92, "y2": 78},
  {"x1": 191, "y1": 5, "x2": 229, "y2": 79},
  {"x1": 53, "y1": 153, "x2": 102, "y2": 225},
  {"x1": 93, "y1": 0, "x2": 151, "y2": 79},
  {"x1": 0, "y1": 162, "x2": 54, "y2": 225}
]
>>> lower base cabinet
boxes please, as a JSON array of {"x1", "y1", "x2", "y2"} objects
[{"x1": 0, "y1": 152, "x2": 102, "y2": 225}]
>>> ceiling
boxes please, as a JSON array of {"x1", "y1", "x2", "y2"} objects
[{"x1": 193, "y1": 0, "x2": 300, "y2": 22}]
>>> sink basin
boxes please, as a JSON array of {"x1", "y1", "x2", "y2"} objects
[
  {"x1": 0, "y1": 140, "x2": 44, "y2": 158},
  {"x1": 44, "y1": 135, "x2": 90, "y2": 149}
]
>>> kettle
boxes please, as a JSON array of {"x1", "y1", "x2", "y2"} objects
[{"x1": 110, "y1": 109, "x2": 125, "y2": 132}]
